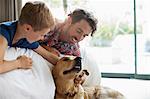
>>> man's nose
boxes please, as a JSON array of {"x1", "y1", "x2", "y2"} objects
[{"x1": 77, "y1": 35, "x2": 84, "y2": 42}]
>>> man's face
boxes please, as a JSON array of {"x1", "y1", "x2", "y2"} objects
[{"x1": 63, "y1": 19, "x2": 92, "y2": 44}]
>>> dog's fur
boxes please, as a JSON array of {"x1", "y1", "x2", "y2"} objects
[{"x1": 52, "y1": 56, "x2": 126, "y2": 99}]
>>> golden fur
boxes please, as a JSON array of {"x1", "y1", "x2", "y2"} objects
[{"x1": 52, "y1": 56, "x2": 126, "y2": 99}]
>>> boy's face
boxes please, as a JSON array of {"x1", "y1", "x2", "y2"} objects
[
  {"x1": 63, "y1": 19, "x2": 92, "y2": 44},
  {"x1": 26, "y1": 27, "x2": 51, "y2": 43}
]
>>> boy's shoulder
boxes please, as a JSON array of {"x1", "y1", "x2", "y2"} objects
[{"x1": 0, "y1": 21, "x2": 17, "y2": 28}]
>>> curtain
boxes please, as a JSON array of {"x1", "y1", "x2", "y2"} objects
[{"x1": 0, "y1": 0, "x2": 22, "y2": 23}]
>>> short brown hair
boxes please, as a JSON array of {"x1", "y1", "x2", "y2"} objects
[
  {"x1": 19, "y1": 1, "x2": 54, "y2": 31},
  {"x1": 68, "y1": 9, "x2": 98, "y2": 36}
]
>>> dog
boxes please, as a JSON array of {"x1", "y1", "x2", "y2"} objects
[{"x1": 52, "y1": 56, "x2": 126, "y2": 99}]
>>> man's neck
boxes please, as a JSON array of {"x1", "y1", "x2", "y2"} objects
[{"x1": 57, "y1": 22, "x2": 66, "y2": 41}]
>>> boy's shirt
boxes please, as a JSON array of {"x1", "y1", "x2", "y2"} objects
[
  {"x1": 0, "y1": 21, "x2": 39, "y2": 49},
  {"x1": 42, "y1": 28, "x2": 80, "y2": 56}
]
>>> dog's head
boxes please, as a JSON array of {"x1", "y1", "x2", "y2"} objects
[
  {"x1": 52, "y1": 56, "x2": 82, "y2": 79},
  {"x1": 52, "y1": 56, "x2": 90, "y2": 98}
]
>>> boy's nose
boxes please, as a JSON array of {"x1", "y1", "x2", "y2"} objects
[{"x1": 40, "y1": 36, "x2": 45, "y2": 40}]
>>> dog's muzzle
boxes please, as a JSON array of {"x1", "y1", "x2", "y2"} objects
[
  {"x1": 63, "y1": 57, "x2": 82, "y2": 74},
  {"x1": 74, "y1": 57, "x2": 82, "y2": 71}
]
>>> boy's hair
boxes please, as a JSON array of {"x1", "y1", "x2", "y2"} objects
[
  {"x1": 19, "y1": 1, "x2": 54, "y2": 31},
  {"x1": 68, "y1": 9, "x2": 98, "y2": 36}
]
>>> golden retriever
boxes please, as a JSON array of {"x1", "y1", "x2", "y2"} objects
[{"x1": 52, "y1": 56, "x2": 126, "y2": 99}]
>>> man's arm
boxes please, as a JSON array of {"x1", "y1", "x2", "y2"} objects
[
  {"x1": 34, "y1": 45, "x2": 60, "y2": 65},
  {"x1": 41, "y1": 44, "x2": 60, "y2": 56}
]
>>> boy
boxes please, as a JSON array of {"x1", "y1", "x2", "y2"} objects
[
  {"x1": 41, "y1": 9, "x2": 97, "y2": 57},
  {"x1": 0, "y1": 1, "x2": 59, "y2": 73}
]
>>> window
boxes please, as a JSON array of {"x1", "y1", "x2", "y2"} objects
[
  {"x1": 136, "y1": 0, "x2": 150, "y2": 75},
  {"x1": 22, "y1": 0, "x2": 150, "y2": 79},
  {"x1": 66, "y1": 0, "x2": 150, "y2": 79},
  {"x1": 22, "y1": 0, "x2": 65, "y2": 20}
]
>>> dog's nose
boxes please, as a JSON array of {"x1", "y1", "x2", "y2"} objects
[
  {"x1": 75, "y1": 57, "x2": 82, "y2": 66},
  {"x1": 79, "y1": 75, "x2": 82, "y2": 78},
  {"x1": 74, "y1": 57, "x2": 82, "y2": 71}
]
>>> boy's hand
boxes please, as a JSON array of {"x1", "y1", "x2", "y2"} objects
[{"x1": 17, "y1": 55, "x2": 32, "y2": 69}]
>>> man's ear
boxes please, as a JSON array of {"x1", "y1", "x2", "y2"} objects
[{"x1": 67, "y1": 16, "x2": 72, "y2": 25}]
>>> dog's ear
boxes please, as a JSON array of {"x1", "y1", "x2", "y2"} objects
[{"x1": 83, "y1": 69, "x2": 89, "y2": 76}]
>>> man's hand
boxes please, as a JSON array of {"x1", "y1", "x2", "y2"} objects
[
  {"x1": 42, "y1": 45, "x2": 60, "y2": 56},
  {"x1": 34, "y1": 45, "x2": 60, "y2": 65},
  {"x1": 17, "y1": 55, "x2": 32, "y2": 69}
]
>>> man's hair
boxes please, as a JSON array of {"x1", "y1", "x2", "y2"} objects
[
  {"x1": 19, "y1": 1, "x2": 54, "y2": 31},
  {"x1": 68, "y1": 9, "x2": 98, "y2": 36}
]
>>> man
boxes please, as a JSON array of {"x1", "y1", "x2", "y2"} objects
[{"x1": 41, "y1": 9, "x2": 98, "y2": 57}]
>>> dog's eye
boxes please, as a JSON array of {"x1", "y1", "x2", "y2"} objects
[{"x1": 63, "y1": 57, "x2": 70, "y2": 61}]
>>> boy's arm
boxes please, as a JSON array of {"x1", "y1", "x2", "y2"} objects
[
  {"x1": 0, "y1": 36, "x2": 32, "y2": 73},
  {"x1": 0, "y1": 36, "x2": 18, "y2": 73},
  {"x1": 34, "y1": 45, "x2": 60, "y2": 65}
]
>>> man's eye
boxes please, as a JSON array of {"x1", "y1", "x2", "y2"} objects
[
  {"x1": 77, "y1": 31, "x2": 81, "y2": 34},
  {"x1": 77, "y1": 30, "x2": 82, "y2": 34}
]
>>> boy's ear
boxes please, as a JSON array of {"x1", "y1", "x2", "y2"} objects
[{"x1": 24, "y1": 24, "x2": 33, "y2": 32}]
